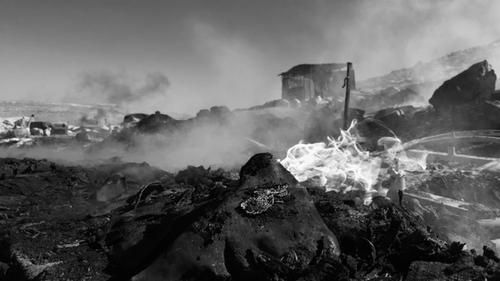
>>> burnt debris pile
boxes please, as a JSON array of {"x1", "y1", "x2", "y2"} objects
[{"x1": 1, "y1": 153, "x2": 500, "y2": 280}]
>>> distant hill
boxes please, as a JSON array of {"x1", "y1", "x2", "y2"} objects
[
  {"x1": 0, "y1": 101, "x2": 123, "y2": 124},
  {"x1": 0, "y1": 100, "x2": 196, "y2": 124},
  {"x1": 358, "y1": 39, "x2": 500, "y2": 91},
  {"x1": 348, "y1": 40, "x2": 500, "y2": 112}
]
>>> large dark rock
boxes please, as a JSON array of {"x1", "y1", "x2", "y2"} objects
[
  {"x1": 119, "y1": 153, "x2": 341, "y2": 281},
  {"x1": 136, "y1": 111, "x2": 180, "y2": 133},
  {"x1": 429, "y1": 60, "x2": 496, "y2": 112}
]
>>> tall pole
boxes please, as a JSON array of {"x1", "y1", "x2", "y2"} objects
[{"x1": 343, "y1": 62, "x2": 352, "y2": 130}]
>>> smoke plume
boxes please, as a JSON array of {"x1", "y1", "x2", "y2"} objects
[{"x1": 67, "y1": 71, "x2": 170, "y2": 105}]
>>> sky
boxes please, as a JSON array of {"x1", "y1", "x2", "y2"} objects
[{"x1": 0, "y1": 0, "x2": 499, "y2": 114}]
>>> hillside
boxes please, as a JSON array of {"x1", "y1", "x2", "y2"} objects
[{"x1": 358, "y1": 39, "x2": 500, "y2": 91}]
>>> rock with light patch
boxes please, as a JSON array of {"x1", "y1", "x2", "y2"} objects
[{"x1": 106, "y1": 153, "x2": 342, "y2": 281}]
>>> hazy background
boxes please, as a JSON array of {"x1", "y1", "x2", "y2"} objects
[{"x1": 1, "y1": 0, "x2": 499, "y2": 114}]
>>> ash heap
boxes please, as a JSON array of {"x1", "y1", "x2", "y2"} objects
[{"x1": 3, "y1": 42, "x2": 500, "y2": 281}]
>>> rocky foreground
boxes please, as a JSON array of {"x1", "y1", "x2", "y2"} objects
[{"x1": 1, "y1": 154, "x2": 500, "y2": 281}]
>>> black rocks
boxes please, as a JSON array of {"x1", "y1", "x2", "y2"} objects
[
  {"x1": 430, "y1": 60, "x2": 497, "y2": 112},
  {"x1": 114, "y1": 153, "x2": 340, "y2": 281}
]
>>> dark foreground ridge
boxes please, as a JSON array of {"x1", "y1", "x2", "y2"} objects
[{"x1": 1, "y1": 154, "x2": 500, "y2": 281}]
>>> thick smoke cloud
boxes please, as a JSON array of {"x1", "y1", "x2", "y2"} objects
[
  {"x1": 68, "y1": 71, "x2": 170, "y2": 105},
  {"x1": 164, "y1": 0, "x2": 500, "y2": 113},
  {"x1": 0, "y1": 108, "x2": 303, "y2": 172},
  {"x1": 310, "y1": 0, "x2": 500, "y2": 80}
]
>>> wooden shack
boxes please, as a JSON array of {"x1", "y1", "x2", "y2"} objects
[{"x1": 280, "y1": 63, "x2": 355, "y2": 101}]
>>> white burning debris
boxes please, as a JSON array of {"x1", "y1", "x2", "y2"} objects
[
  {"x1": 280, "y1": 120, "x2": 427, "y2": 204},
  {"x1": 280, "y1": 121, "x2": 381, "y2": 194}
]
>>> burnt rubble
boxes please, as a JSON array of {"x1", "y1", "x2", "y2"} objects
[
  {"x1": 353, "y1": 60, "x2": 500, "y2": 144},
  {"x1": 0, "y1": 153, "x2": 500, "y2": 280},
  {"x1": 105, "y1": 60, "x2": 500, "y2": 155}
]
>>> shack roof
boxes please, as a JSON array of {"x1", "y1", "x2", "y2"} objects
[{"x1": 279, "y1": 63, "x2": 348, "y2": 77}]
